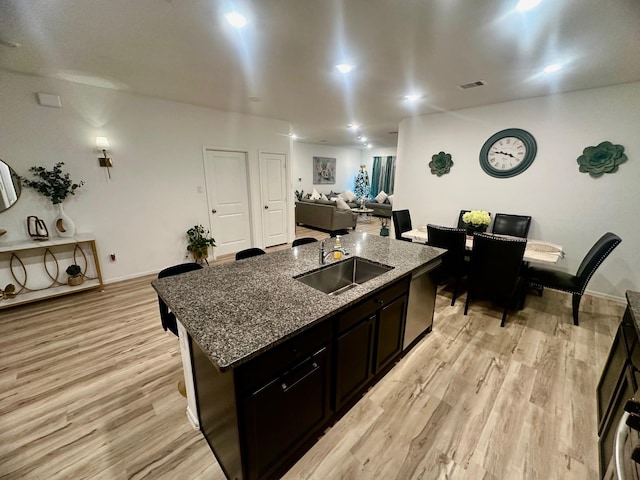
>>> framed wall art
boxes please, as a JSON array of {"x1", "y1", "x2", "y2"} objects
[{"x1": 313, "y1": 156, "x2": 336, "y2": 184}]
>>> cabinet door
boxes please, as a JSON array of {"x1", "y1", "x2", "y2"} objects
[
  {"x1": 597, "y1": 325, "x2": 628, "y2": 435},
  {"x1": 334, "y1": 315, "x2": 375, "y2": 411},
  {"x1": 242, "y1": 346, "x2": 331, "y2": 480},
  {"x1": 374, "y1": 295, "x2": 407, "y2": 374}
]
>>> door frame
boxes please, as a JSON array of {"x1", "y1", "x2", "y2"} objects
[
  {"x1": 202, "y1": 146, "x2": 255, "y2": 259},
  {"x1": 258, "y1": 150, "x2": 290, "y2": 247}
]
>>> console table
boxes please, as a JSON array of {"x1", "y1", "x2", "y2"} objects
[{"x1": 0, "y1": 233, "x2": 104, "y2": 309}]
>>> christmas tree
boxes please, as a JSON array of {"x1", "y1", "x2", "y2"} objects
[{"x1": 354, "y1": 164, "x2": 370, "y2": 199}]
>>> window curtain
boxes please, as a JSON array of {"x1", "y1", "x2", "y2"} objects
[{"x1": 370, "y1": 156, "x2": 396, "y2": 197}]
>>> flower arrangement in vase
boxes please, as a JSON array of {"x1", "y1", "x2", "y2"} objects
[
  {"x1": 66, "y1": 264, "x2": 84, "y2": 286},
  {"x1": 462, "y1": 210, "x2": 491, "y2": 235},
  {"x1": 20, "y1": 162, "x2": 85, "y2": 238}
]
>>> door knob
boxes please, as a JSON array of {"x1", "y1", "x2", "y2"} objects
[
  {"x1": 211, "y1": 209, "x2": 217, "y2": 214},
  {"x1": 264, "y1": 205, "x2": 269, "y2": 209}
]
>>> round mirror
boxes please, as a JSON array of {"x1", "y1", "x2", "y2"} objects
[{"x1": 0, "y1": 159, "x2": 22, "y2": 212}]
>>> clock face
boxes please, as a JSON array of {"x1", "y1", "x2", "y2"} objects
[{"x1": 480, "y1": 128, "x2": 537, "y2": 178}]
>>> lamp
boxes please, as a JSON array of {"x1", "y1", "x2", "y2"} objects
[{"x1": 96, "y1": 136, "x2": 112, "y2": 179}]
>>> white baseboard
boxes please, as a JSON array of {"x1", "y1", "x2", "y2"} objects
[
  {"x1": 584, "y1": 288, "x2": 626, "y2": 304},
  {"x1": 186, "y1": 406, "x2": 200, "y2": 430}
]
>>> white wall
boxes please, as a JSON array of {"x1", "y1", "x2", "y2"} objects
[
  {"x1": 395, "y1": 82, "x2": 640, "y2": 300},
  {"x1": 291, "y1": 142, "x2": 364, "y2": 196},
  {"x1": 0, "y1": 71, "x2": 291, "y2": 282}
]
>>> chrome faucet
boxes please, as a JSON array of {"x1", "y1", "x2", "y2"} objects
[{"x1": 319, "y1": 240, "x2": 347, "y2": 265}]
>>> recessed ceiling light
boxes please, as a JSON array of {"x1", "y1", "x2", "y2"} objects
[
  {"x1": 225, "y1": 12, "x2": 247, "y2": 28},
  {"x1": 404, "y1": 94, "x2": 422, "y2": 102},
  {"x1": 543, "y1": 63, "x2": 562, "y2": 73},
  {"x1": 361, "y1": 136, "x2": 368, "y2": 142},
  {"x1": 248, "y1": 96, "x2": 261, "y2": 102},
  {"x1": 347, "y1": 123, "x2": 360, "y2": 130},
  {"x1": 289, "y1": 133, "x2": 297, "y2": 140},
  {"x1": 0, "y1": 39, "x2": 21, "y2": 48},
  {"x1": 517, "y1": 0, "x2": 542, "y2": 11},
  {"x1": 367, "y1": 145, "x2": 372, "y2": 149},
  {"x1": 336, "y1": 64, "x2": 353, "y2": 74}
]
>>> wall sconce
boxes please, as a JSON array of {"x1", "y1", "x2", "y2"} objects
[{"x1": 96, "y1": 136, "x2": 112, "y2": 179}]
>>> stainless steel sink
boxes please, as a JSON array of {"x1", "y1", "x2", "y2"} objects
[{"x1": 294, "y1": 257, "x2": 393, "y2": 295}]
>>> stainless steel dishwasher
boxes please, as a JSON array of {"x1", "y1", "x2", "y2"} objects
[{"x1": 403, "y1": 262, "x2": 438, "y2": 351}]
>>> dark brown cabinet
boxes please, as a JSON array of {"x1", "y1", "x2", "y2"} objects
[
  {"x1": 243, "y1": 346, "x2": 332, "y2": 480},
  {"x1": 597, "y1": 306, "x2": 640, "y2": 477},
  {"x1": 192, "y1": 275, "x2": 412, "y2": 480}
]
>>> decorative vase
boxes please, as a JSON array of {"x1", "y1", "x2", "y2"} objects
[
  {"x1": 68, "y1": 275, "x2": 84, "y2": 286},
  {"x1": 380, "y1": 226, "x2": 389, "y2": 237},
  {"x1": 54, "y1": 203, "x2": 76, "y2": 237},
  {"x1": 465, "y1": 224, "x2": 487, "y2": 236}
]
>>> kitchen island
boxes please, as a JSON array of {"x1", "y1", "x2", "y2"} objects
[{"x1": 152, "y1": 233, "x2": 444, "y2": 480}]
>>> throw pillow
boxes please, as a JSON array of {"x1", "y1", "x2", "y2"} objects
[
  {"x1": 374, "y1": 191, "x2": 388, "y2": 203},
  {"x1": 387, "y1": 194, "x2": 394, "y2": 205},
  {"x1": 310, "y1": 188, "x2": 321, "y2": 200},
  {"x1": 320, "y1": 193, "x2": 328, "y2": 200},
  {"x1": 342, "y1": 189, "x2": 356, "y2": 202},
  {"x1": 335, "y1": 198, "x2": 351, "y2": 211},
  {"x1": 330, "y1": 197, "x2": 339, "y2": 202}
]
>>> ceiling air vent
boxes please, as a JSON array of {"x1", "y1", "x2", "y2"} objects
[{"x1": 457, "y1": 80, "x2": 487, "y2": 90}]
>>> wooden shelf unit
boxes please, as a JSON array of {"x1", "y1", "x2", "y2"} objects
[{"x1": 0, "y1": 234, "x2": 104, "y2": 309}]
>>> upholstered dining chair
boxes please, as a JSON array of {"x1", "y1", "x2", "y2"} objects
[
  {"x1": 525, "y1": 232, "x2": 621, "y2": 326},
  {"x1": 292, "y1": 237, "x2": 318, "y2": 247},
  {"x1": 464, "y1": 233, "x2": 527, "y2": 327},
  {"x1": 158, "y1": 263, "x2": 203, "y2": 336},
  {"x1": 492, "y1": 213, "x2": 532, "y2": 238},
  {"x1": 235, "y1": 247, "x2": 266, "y2": 261},
  {"x1": 392, "y1": 209, "x2": 413, "y2": 242},
  {"x1": 427, "y1": 224, "x2": 467, "y2": 306}
]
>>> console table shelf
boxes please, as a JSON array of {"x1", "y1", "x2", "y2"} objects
[{"x1": 0, "y1": 234, "x2": 104, "y2": 309}]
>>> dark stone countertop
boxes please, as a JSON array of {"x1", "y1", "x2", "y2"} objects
[
  {"x1": 626, "y1": 290, "x2": 640, "y2": 333},
  {"x1": 152, "y1": 233, "x2": 444, "y2": 372}
]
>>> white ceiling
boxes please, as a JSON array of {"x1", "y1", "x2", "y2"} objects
[{"x1": 1, "y1": 0, "x2": 639, "y2": 148}]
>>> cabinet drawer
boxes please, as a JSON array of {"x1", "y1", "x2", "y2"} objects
[
  {"x1": 236, "y1": 320, "x2": 332, "y2": 393},
  {"x1": 337, "y1": 276, "x2": 410, "y2": 333}
]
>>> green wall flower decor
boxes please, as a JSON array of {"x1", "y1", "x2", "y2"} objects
[
  {"x1": 429, "y1": 151, "x2": 453, "y2": 176},
  {"x1": 577, "y1": 141, "x2": 627, "y2": 178}
]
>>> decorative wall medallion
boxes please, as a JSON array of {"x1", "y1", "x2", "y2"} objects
[
  {"x1": 577, "y1": 141, "x2": 627, "y2": 178},
  {"x1": 429, "y1": 151, "x2": 453, "y2": 176}
]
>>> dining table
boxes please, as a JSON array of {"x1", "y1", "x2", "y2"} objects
[{"x1": 401, "y1": 228, "x2": 564, "y2": 264}]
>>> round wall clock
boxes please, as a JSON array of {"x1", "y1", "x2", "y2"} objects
[{"x1": 479, "y1": 128, "x2": 537, "y2": 178}]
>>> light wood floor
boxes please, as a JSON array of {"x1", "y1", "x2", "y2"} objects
[{"x1": 0, "y1": 221, "x2": 624, "y2": 480}]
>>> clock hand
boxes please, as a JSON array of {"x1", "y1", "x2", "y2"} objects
[{"x1": 496, "y1": 151, "x2": 516, "y2": 158}]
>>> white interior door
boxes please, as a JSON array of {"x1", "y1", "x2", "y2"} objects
[
  {"x1": 204, "y1": 150, "x2": 252, "y2": 257},
  {"x1": 260, "y1": 152, "x2": 288, "y2": 247}
]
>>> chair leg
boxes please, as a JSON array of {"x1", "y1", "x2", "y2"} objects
[
  {"x1": 500, "y1": 305, "x2": 508, "y2": 327},
  {"x1": 464, "y1": 295, "x2": 470, "y2": 315},
  {"x1": 451, "y1": 277, "x2": 461, "y2": 306},
  {"x1": 572, "y1": 294, "x2": 581, "y2": 326}
]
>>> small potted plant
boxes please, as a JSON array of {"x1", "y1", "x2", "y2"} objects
[
  {"x1": 66, "y1": 264, "x2": 84, "y2": 286},
  {"x1": 379, "y1": 218, "x2": 390, "y2": 237},
  {"x1": 462, "y1": 210, "x2": 491, "y2": 235},
  {"x1": 186, "y1": 224, "x2": 216, "y2": 262},
  {"x1": 2, "y1": 283, "x2": 16, "y2": 299}
]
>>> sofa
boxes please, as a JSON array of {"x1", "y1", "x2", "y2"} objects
[
  {"x1": 363, "y1": 200, "x2": 392, "y2": 218},
  {"x1": 295, "y1": 200, "x2": 357, "y2": 232}
]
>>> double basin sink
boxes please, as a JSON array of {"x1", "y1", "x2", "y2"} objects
[{"x1": 294, "y1": 256, "x2": 393, "y2": 296}]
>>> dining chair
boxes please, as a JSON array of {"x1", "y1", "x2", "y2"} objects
[
  {"x1": 464, "y1": 233, "x2": 527, "y2": 327},
  {"x1": 392, "y1": 209, "x2": 413, "y2": 242},
  {"x1": 158, "y1": 263, "x2": 203, "y2": 335},
  {"x1": 292, "y1": 237, "x2": 318, "y2": 247},
  {"x1": 525, "y1": 232, "x2": 621, "y2": 326},
  {"x1": 492, "y1": 213, "x2": 532, "y2": 238},
  {"x1": 235, "y1": 247, "x2": 266, "y2": 261},
  {"x1": 426, "y1": 224, "x2": 467, "y2": 306}
]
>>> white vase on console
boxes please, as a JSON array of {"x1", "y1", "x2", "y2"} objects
[{"x1": 54, "y1": 203, "x2": 75, "y2": 237}]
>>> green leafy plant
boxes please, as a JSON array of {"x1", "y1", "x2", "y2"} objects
[
  {"x1": 186, "y1": 224, "x2": 216, "y2": 258},
  {"x1": 21, "y1": 162, "x2": 85, "y2": 204},
  {"x1": 66, "y1": 264, "x2": 82, "y2": 277},
  {"x1": 462, "y1": 210, "x2": 491, "y2": 226},
  {"x1": 2, "y1": 283, "x2": 16, "y2": 299}
]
